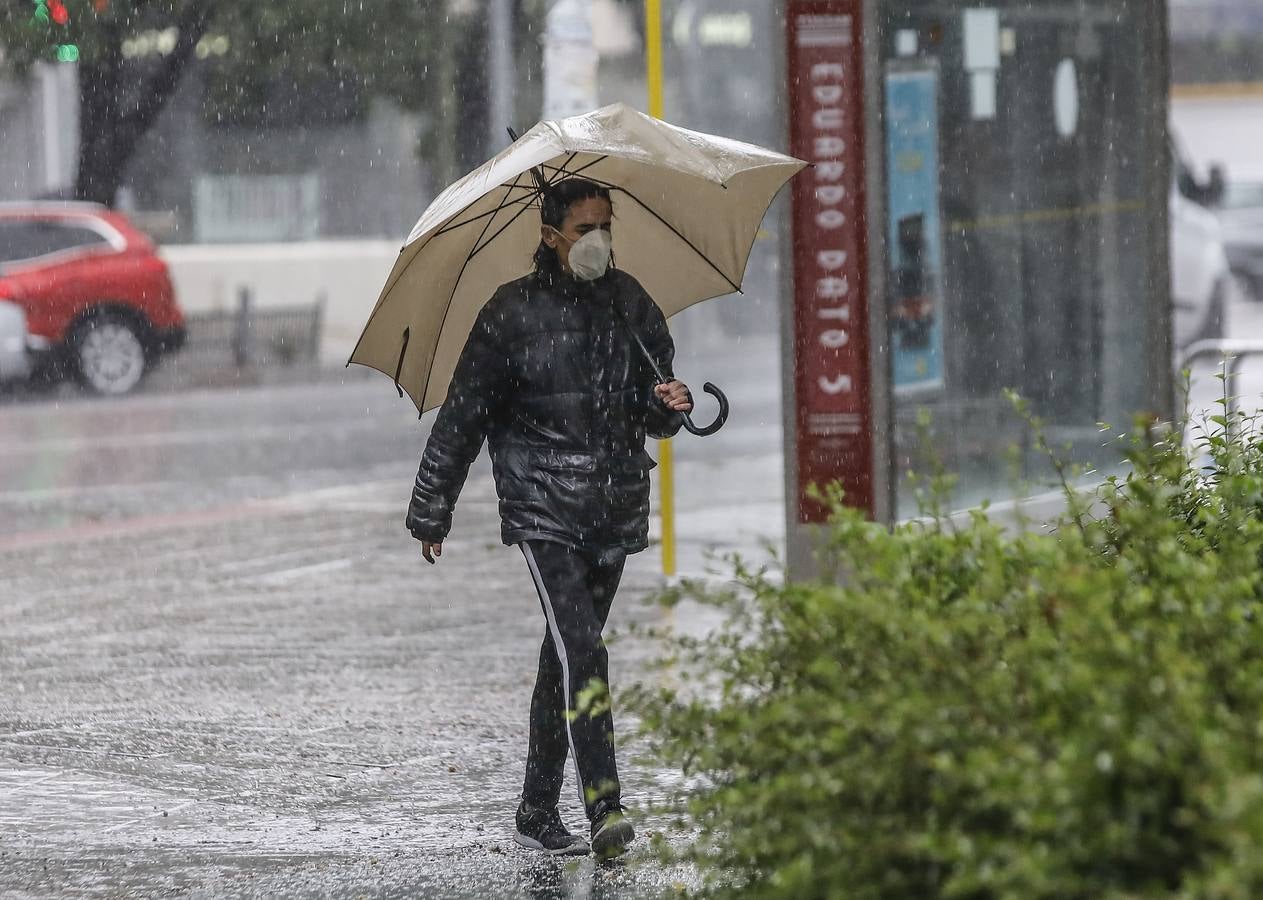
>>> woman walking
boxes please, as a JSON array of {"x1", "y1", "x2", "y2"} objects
[{"x1": 405, "y1": 177, "x2": 692, "y2": 859}]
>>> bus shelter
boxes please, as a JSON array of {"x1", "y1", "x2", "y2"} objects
[{"x1": 779, "y1": 0, "x2": 1172, "y2": 574}]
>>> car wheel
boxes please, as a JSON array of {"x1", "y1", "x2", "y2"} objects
[{"x1": 72, "y1": 314, "x2": 148, "y2": 396}]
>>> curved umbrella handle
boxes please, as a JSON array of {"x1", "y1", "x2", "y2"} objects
[
  {"x1": 611, "y1": 301, "x2": 729, "y2": 438},
  {"x1": 680, "y1": 381, "x2": 729, "y2": 437}
]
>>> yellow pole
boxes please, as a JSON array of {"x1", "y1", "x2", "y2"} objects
[
  {"x1": 646, "y1": 0, "x2": 665, "y2": 119},
  {"x1": 645, "y1": 0, "x2": 675, "y2": 577}
]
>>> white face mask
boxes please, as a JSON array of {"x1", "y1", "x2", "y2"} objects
[{"x1": 563, "y1": 229, "x2": 612, "y2": 281}]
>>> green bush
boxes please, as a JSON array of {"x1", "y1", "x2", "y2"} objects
[{"x1": 631, "y1": 402, "x2": 1263, "y2": 899}]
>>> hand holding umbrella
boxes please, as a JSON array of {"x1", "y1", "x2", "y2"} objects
[{"x1": 616, "y1": 300, "x2": 729, "y2": 436}]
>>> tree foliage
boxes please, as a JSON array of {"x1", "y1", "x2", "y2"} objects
[
  {"x1": 0, "y1": 0, "x2": 651, "y2": 207},
  {"x1": 0, "y1": 0, "x2": 450, "y2": 204}
]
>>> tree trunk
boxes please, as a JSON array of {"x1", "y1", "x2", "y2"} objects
[
  {"x1": 74, "y1": 18, "x2": 122, "y2": 205},
  {"x1": 73, "y1": 2, "x2": 214, "y2": 206},
  {"x1": 453, "y1": 10, "x2": 490, "y2": 174}
]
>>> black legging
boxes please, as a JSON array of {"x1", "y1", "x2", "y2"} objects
[{"x1": 519, "y1": 541, "x2": 625, "y2": 820}]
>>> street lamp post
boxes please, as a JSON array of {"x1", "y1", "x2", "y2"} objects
[
  {"x1": 543, "y1": 0, "x2": 599, "y2": 120},
  {"x1": 488, "y1": 0, "x2": 515, "y2": 149}
]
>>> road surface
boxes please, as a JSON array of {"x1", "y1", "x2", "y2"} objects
[{"x1": 0, "y1": 333, "x2": 781, "y2": 899}]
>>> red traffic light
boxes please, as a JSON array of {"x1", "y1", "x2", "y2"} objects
[{"x1": 49, "y1": 0, "x2": 69, "y2": 24}]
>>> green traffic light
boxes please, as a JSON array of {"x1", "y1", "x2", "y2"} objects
[{"x1": 56, "y1": 43, "x2": 79, "y2": 62}]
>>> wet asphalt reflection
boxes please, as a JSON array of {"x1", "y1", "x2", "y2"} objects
[{"x1": 0, "y1": 336, "x2": 781, "y2": 897}]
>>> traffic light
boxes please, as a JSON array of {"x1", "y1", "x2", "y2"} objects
[
  {"x1": 30, "y1": 0, "x2": 78, "y2": 63},
  {"x1": 30, "y1": 0, "x2": 70, "y2": 28}
]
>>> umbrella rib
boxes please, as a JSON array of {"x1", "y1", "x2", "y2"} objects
[
  {"x1": 544, "y1": 152, "x2": 580, "y2": 185},
  {"x1": 419, "y1": 171, "x2": 532, "y2": 409},
  {"x1": 434, "y1": 190, "x2": 541, "y2": 238},
  {"x1": 623, "y1": 190, "x2": 742, "y2": 293},
  {"x1": 469, "y1": 153, "x2": 618, "y2": 260},
  {"x1": 349, "y1": 178, "x2": 534, "y2": 378},
  {"x1": 383, "y1": 146, "x2": 746, "y2": 406},
  {"x1": 422, "y1": 155, "x2": 604, "y2": 403},
  {"x1": 432, "y1": 155, "x2": 604, "y2": 239},
  {"x1": 615, "y1": 183, "x2": 741, "y2": 293},
  {"x1": 468, "y1": 195, "x2": 542, "y2": 261},
  {"x1": 416, "y1": 171, "x2": 540, "y2": 406},
  {"x1": 392, "y1": 326, "x2": 410, "y2": 398},
  {"x1": 465, "y1": 154, "x2": 613, "y2": 261},
  {"x1": 538, "y1": 154, "x2": 607, "y2": 184},
  {"x1": 427, "y1": 155, "x2": 619, "y2": 400}
]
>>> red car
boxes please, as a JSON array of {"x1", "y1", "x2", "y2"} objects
[{"x1": 0, "y1": 202, "x2": 185, "y2": 395}]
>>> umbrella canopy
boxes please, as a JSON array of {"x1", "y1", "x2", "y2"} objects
[{"x1": 349, "y1": 102, "x2": 806, "y2": 413}]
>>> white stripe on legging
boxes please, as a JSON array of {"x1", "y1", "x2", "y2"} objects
[{"x1": 521, "y1": 543, "x2": 586, "y2": 807}]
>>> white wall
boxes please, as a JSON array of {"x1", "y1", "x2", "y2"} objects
[
  {"x1": 159, "y1": 236, "x2": 775, "y2": 370},
  {"x1": 159, "y1": 240, "x2": 402, "y2": 365},
  {"x1": 0, "y1": 65, "x2": 78, "y2": 202}
]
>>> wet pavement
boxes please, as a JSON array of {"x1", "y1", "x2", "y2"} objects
[{"x1": 0, "y1": 334, "x2": 782, "y2": 898}]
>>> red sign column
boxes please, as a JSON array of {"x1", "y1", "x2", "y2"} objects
[{"x1": 787, "y1": 0, "x2": 874, "y2": 522}]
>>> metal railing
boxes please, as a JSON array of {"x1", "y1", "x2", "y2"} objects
[
  {"x1": 178, "y1": 287, "x2": 325, "y2": 370},
  {"x1": 1179, "y1": 339, "x2": 1263, "y2": 414},
  {"x1": 1178, "y1": 340, "x2": 1263, "y2": 448}
]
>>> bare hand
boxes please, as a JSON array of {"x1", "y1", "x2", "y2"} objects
[
  {"x1": 655, "y1": 380, "x2": 693, "y2": 413},
  {"x1": 422, "y1": 541, "x2": 442, "y2": 565}
]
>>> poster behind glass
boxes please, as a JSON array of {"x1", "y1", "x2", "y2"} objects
[{"x1": 885, "y1": 65, "x2": 945, "y2": 395}]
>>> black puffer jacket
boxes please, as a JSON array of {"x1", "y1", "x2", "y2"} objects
[{"x1": 406, "y1": 268, "x2": 682, "y2": 553}]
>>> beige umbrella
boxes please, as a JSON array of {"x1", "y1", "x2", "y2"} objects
[{"x1": 348, "y1": 102, "x2": 806, "y2": 424}]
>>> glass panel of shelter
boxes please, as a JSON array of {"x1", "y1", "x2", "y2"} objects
[{"x1": 880, "y1": 0, "x2": 1162, "y2": 518}]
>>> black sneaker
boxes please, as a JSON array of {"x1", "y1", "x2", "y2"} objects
[
  {"x1": 589, "y1": 798, "x2": 635, "y2": 860},
  {"x1": 514, "y1": 800, "x2": 590, "y2": 856}
]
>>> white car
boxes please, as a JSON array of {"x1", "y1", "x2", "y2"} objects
[
  {"x1": 1218, "y1": 172, "x2": 1263, "y2": 302},
  {"x1": 1170, "y1": 143, "x2": 1232, "y2": 352},
  {"x1": 0, "y1": 300, "x2": 33, "y2": 383}
]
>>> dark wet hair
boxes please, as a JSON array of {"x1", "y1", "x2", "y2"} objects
[{"x1": 533, "y1": 177, "x2": 613, "y2": 280}]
